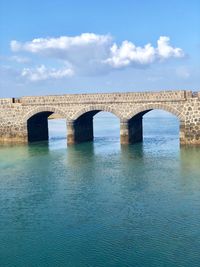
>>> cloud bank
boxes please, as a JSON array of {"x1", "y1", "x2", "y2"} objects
[{"x1": 10, "y1": 33, "x2": 185, "y2": 81}]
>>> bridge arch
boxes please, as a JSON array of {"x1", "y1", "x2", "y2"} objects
[
  {"x1": 120, "y1": 103, "x2": 185, "y2": 145},
  {"x1": 67, "y1": 105, "x2": 122, "y2": 144},
  {"x1": 126, "y1": 103, "x2": 184, "y2": 121},
  {"x1": 22, "y1": 106, "x2": 68, "y2": 123},
  {"x1": 72, "y1": 105, "x2": 123, "y2": 121},
  {"x1": 22, "y1": 106, "x2": 68, "y2": 142}
]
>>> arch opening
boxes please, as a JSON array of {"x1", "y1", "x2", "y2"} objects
[
  {"x1": 125, "y1": 109, "x2": 180, "y2": 144},
  {"x1": 93, "y1": 111, "x2": 120, "y2": 141},
  {"x1": 70, "y1": 110, "x2": 120, "y2": 144},
  {"x1": 143, "y1": 109, "x2": 179, "y2": 141},
  {"x1": 27, "y1": 111, "x2": 67, "y2": 142}
]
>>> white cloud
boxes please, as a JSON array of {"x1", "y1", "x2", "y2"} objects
[
  {"x1": 11, "y1": 33, "x2": 112, "y2": 75},
  {"x1": 105, "y1": 41, "x2": 156, "y2": 67},
  {"x1": 11, "y1": 33, "x2": 111, "y2": 53},
  {"x1": 21, "y1": 65, "x2": 74, "y2": 81},
  {"x1": 157, "y1": 36, "x2": 184, "y2": 59},
  {"x1": 105, "y1": 36, "x2": 184, "y2": 68},
  {"x1": 10, "y1": 34, "x2": 185, "y2": 76}
]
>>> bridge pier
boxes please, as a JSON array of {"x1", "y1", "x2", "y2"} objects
[
  {"x1": 0, "y1": 119, "x2": 27, "y2": 144},
  {"x1": 67, "y1": 121, "x2": 75, "y2": 145},
  {"x1": 120, "y1": 116, "x2": 143, "y2": 144},
  {"x1": 180, "y1": 121, "x2": 186, "y2": 146},
  {"x1": 0, "y1": 129, "x2": 27, "y2": 144},
  {"x1": 180, "y1": 120, "x2": 200, "y2": 145},
  {"x1": 67, "y1": 118, "x2": 94, "y2": 145}
]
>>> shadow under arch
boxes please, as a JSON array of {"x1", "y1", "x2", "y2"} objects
[
  {"x1": 24, "y1": 107, "x2": 67, "y2": 142},
  {"x1": 71, "y1": 108, "x2": 120, "y2": 143},
  {"x1": 125, "y1": 106, "x2": 181, "y2": 144}
]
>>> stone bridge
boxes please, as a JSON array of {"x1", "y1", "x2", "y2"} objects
[{"x1": 0, "y1": 90, "x2": 200, "y2": 145}]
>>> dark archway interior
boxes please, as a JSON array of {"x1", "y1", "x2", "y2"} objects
[
  {"x1": 127, "y1": 110, "x2": 152, "y2": 143},
  {"x1": 74, "y1": 110, "x2": 100, "y2": 142},
  {"x1": 27, "y1": 112, "x2": 53, "y2": 142}
]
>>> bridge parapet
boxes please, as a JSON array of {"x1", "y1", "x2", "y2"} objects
[
  {"x1": 19, "y1": 90, "x2": 189, "y2": 105},
  {"x1": 0, "y1": 98, "x2": 13, "y2": 105}
]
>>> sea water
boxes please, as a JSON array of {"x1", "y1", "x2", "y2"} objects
[{"x1": 0, "y1": 113, "x2": 200, "y2": 267}]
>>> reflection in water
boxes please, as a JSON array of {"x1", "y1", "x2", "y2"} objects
[
  {"x1": 67, "y1": 142, "x2": 95, "y2": 163},
  {"x1": 27, "y1": 141, "x2": 50, "y2": 156},
  {"x1": 180, "y1": 146, "x2": 200, "y2": 172},
  {"x1": 179, "y1": 147, "x2": 200, "y2": 192},
  {"x1": 0, "y1": 116, "x2": 200, "y2": 267}
]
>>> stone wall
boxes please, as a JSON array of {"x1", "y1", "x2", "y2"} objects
[
  {"x1": 0, "y1": 90, "x2": 199, "y2": 145},
  {"x1": 20, "y1": 90, "x2": 188, "y2": 105}
]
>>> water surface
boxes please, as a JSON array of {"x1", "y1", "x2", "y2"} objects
[{"x1": 0, "y1": 114, "x2": 200, "y2": 267}]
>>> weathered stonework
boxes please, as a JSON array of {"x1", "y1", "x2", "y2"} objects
[{"x1": 0, "y1": 90, "x2": 199, "y2": 145}]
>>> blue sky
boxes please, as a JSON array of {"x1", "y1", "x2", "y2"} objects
[{"x1": 0, "y1": 0, "x2": 199, "y2": 97}]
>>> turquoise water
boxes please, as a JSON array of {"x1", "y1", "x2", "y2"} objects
[{"x1": 0, "y1": 113, "x2": 200, "y2": 267}]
